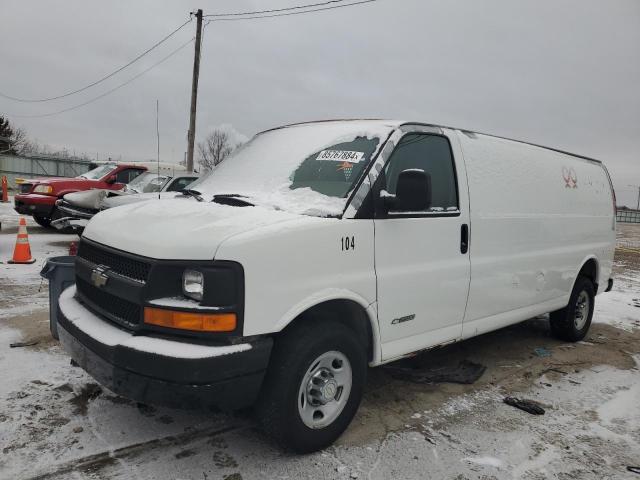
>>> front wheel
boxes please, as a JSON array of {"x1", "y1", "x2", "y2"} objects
[
  {"x1": 50, "y1": 207, "x2": 77, "y2": 234},
  {"x1": 257, "y1": 320, "x2": 367, "y2": 453},
  {"x1": 33, "y1": 215, "x2": 52, "y2": 228},
  {"x1": 549, "y1": 275, "x2": 595, "y2": 342}
]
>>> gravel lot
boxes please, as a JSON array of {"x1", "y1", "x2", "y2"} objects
[{"x1": 1, "y1": 200, "x2": 639, "y2": 480}]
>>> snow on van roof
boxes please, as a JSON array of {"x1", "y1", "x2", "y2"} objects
[
  {"x1": 258, "y1": 119, "x2": 405, "y2": 135},
  {"x1": 261, "y1": 119, "x2": 603, "y2": 165}
]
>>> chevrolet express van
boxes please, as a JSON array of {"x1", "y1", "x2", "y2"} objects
[{"x1": 56, "y1": 120, "x2": 616, "y2": 452}]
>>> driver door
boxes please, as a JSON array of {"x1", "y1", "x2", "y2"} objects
[{"x1": 373, "y1": 131, "x2": 471, "y2": 361}]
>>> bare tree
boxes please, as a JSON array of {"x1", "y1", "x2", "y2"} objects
[
  {"x1": 0, "y1": 116, "x2": 32, "y2": 154},
  {"x1": 197, "y1": 128, "x2": 240, "y2": 171},
  {"x1": 11, "y1": 127, "x2": 28, "y2": 153}
]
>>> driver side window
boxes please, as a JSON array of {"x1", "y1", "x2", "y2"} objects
[{"x1": 383, "y1": 134, "x2": 458, "y2": 213}]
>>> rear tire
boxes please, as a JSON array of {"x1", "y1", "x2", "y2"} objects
[
  {"x1": 257, "y1": 320, "x2": 367, "y2": 453},
  {"x1": 549, "y1": 275, "x2": 595, "y2": 342},
  {"x1": 33, "y1": 215, "x2": 52, "y2": 228}
]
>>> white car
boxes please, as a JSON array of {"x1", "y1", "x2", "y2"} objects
[
  {"x1": 55, "y1": 120, "x2": 615, "y2": 452},
  {"x1": 53, "y1": 172, "x2": 199, "y2": 231}
]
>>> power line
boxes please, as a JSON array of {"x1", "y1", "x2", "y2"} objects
[
  {"x1": 204, "y1": 0, "x2": 348, "y2": 17},
  {"x1": 206, "y1": 0, "x2": 377, "y2": 21},
  {"x1": 0, "y1": 18, "x2": 192, "y2": 103},
  {"x1": 1, "y1": 0, "x2": 378, "y2": 118},
  {"x1": 7, "y1": 38, "x2": 195, "y2": 118}
]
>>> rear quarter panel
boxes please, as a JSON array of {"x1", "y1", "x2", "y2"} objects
[{"x1": 457, "y1": 131, "x2": 615, "y2": 337}]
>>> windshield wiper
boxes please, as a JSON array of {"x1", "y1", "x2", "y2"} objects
[
  {"x1": 181, "y1": 188, "x2": 204, "y2": 202},
  {"x1": 212, "y1": 194, "x2": 254, "y2": 207}
]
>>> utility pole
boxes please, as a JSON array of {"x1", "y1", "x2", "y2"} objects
[
  {"x1": 186, "y1": 9, "x2": 203, "y2": 173},
  {"x1": 630, "y1": 185, "x2": 640, "y2": 211}
]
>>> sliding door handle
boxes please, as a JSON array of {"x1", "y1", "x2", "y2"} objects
[{"x1": 460, "y1": 224, "x2": 469, "y2": 254}]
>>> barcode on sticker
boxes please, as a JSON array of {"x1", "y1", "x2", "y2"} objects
[{"x1": 316, "y1": 150, "x2": 365, "y2": 162}]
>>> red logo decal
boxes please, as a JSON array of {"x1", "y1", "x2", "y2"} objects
[{"x1": 562, "y1": 167, "x2": 578, "y2": 189}]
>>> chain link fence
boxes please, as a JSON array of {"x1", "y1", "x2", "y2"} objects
[
  {"x1": 616, "y1": 209, "x2": 640, "y2": 224},
  {"x1": 0, "y1": 153, "x2": 92, "y2": 190}
]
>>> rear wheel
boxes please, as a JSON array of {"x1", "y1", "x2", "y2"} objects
[
  {"x1": 32, "y1": 215, "x2": 52, "y2": 228},
  {"x1": 549, "y1": 276, "x2": 595, "y2": 342},
  {"x1": 257, "y1": 320, "x2": 367, "y2": 453}
]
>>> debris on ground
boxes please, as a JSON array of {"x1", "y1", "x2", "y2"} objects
[
  {"x1": 69, "y1": 383, "x2": 103, "y2": 415},
  {"x1": 9, "y1": 340, "x2": 39, "y2": 348},
  {"x1": 385, "y1": 359, "x2": 486, "y2": 385},
  {"x1": 533, "y1": 347, "x2": 551, "y2": 357},
  {"x1": 503, "y1": 397, "x2": 546, "y2": 415},
  {"x1": 628, "y1": 466, "x2": 640, "y2": 475}
]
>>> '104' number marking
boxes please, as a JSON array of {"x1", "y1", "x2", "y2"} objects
[{"x1": 341, "y1": 236, "x2": 355, "y2": 251}]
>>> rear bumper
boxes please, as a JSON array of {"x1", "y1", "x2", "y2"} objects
[
  {"x1": 57, "y1": 286, "x2": 272, "y2": 411},
  {"x1": 14, "y1": 194, "x2": 57, "y2": 216},
  {"x1": 605, "y1": 278, "x2": 614, "y2": 292}
]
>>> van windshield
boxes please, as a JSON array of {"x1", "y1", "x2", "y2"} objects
[{"x1": 189, "y1": 122, "x2": 392, "y2": 216}]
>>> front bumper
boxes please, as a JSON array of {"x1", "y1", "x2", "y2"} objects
[
  {"x1": 14, "y1": 194, "x2": 57, "y2": 216},
  {"x1": 51, "y1": 217, "x2": 88, "y2": 232},
  {"x1": 57, "y1": 201, "x2": 97, "y2": 220},
  {"x1": 57, "y1": 286, "x2": 272, "y2": 411}
]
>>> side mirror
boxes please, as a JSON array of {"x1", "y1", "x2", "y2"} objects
[
  {"x1": 382, "y1": 169, "x2": 432, "y2": 212},
  {"x1": 105, "y1": 175, "x2": 117, "y2": 184}
]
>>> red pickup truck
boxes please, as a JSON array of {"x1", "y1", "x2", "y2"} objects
[{"x1": 14, "y1": 163, "x2": 147, "y2": 228}]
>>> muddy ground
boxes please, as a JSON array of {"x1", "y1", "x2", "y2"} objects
[{"x1": 1, "y1": 216, "x2": 639, "y2": 479}]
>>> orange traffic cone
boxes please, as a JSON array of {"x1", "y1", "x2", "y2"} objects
[{"x1": 8, "y1": 217, "x2": 36, "y2": 264}]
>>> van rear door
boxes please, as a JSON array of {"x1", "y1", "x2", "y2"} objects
[{"x1": 373, "y1": 129, "x2": 471, "y2": 361}]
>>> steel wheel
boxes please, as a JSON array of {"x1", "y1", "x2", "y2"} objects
[
  {"x1": 574, "y1": 290, "x2": 590, "y2": 330},
  {"x1": 297, "y1": 351, "x2": 352, "y2": 429}
]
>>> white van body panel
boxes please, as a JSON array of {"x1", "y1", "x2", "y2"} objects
[
  {"x1": 82, "y1": 199, "x2": 301, "y2": 260},
  {"x1": 373, "y1": 128, "x2": 472, "y2": 361},
  {"x1": 456, "y1": 131, "x2": 615, "y2": 339},
  {"x1": 80, "y1": 120, "x2": 615, "y2": 368},
  {"x1": 214, "y1": 217, "x2": 378, "y2": 343}
]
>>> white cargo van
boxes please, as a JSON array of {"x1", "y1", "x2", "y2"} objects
[{"x1": 56, "y1": 120, "x2": 616, "y2": 452}]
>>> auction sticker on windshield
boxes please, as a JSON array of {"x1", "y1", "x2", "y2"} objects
[{"x1": 316, "y1": 150, "x2": 365, "y2": 162}]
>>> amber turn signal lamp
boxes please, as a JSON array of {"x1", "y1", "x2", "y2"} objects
[{"x1": 144, "y1": 307, "x2": 236, "y2": 332}]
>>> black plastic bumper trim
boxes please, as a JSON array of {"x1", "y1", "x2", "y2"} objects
[
  {"x1": 57, "y1": 301, "x2": 272, "y2": 411},
  {"x1": 605, "y1": 278, "x2": 614, "y2": 292}
]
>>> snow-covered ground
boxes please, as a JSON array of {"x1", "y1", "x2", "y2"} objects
[{"x1": 1, "y1": 199, "x2": 639, "y2": 479}]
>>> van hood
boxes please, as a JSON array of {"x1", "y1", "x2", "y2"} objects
[{"x1": 82, "y1": 198, "x2": 301, "y2": 260}]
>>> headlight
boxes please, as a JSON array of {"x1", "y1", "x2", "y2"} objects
[
  {"x1": 182, "y1": 269, "x2": 204, "y2": 301},
  {"x1": 33, "y1": 184, "x2": 53, "y2": 194}
]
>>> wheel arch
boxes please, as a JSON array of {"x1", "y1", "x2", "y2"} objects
[
  {"x1": 274, "y1": 291, "x2": 380, "y2": 365},
  {"x1": 576, "y1": 256, "x2": 599, "y2": 293}
]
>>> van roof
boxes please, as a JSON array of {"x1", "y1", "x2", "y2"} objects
[{"x1": 261, "y1": 119, "x2": 603, "y2": 165}]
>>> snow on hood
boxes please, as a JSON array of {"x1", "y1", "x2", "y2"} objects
[
  {"x1": 63, "y1": 189, "x2": 110, "y2": 209},
  {"x1": 82, "y1": 198, "x2": 301, "y2": 260},
  {"x1": 101, "y1": 191, "x2": 178, "y2": 209},
  {"x1": 23, "y1": 177, "x2": 79, "y2": 185}
]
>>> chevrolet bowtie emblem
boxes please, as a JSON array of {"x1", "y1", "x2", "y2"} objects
[{"x1": 90, "y1": 266, "x2": 109, "y2": 288}]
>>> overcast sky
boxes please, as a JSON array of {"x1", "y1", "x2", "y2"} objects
[{"x1": 1, "y1": 0, "x2": 639, "y2": 205}]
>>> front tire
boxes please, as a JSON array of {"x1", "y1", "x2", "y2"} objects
[
  {"x1": 33, "y1": 215, "x2": 52, "y2": 228},
  {"x1": 257, "y1": 320, "x2": 367, "y2": 453},
  {"x1": 50, "y1": 207, "x2": 77, "y2": 234},
  {"x1": 549, "y1": 275, "x2": 595, "y2": 342}
]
